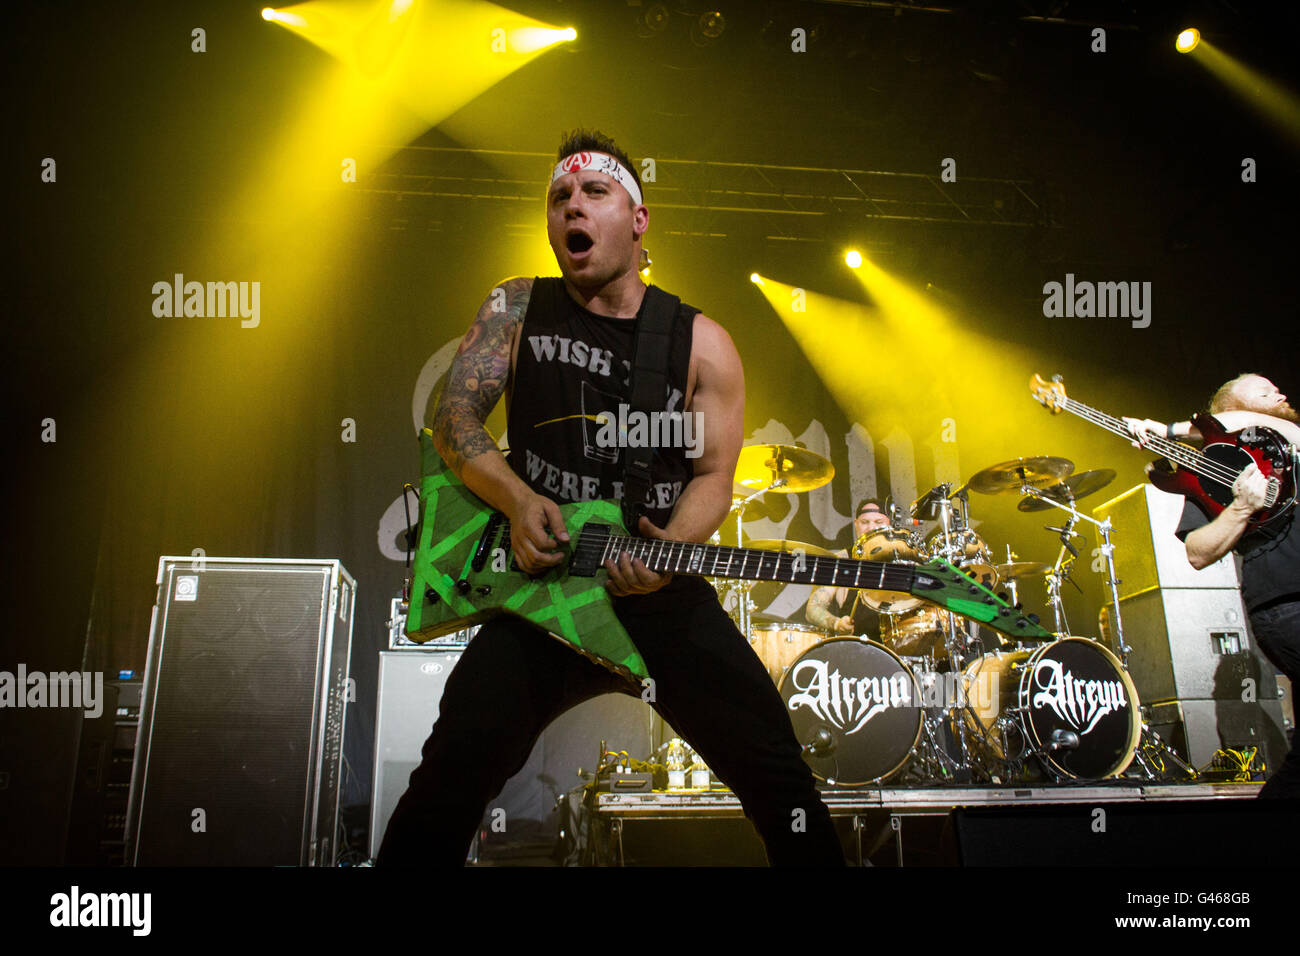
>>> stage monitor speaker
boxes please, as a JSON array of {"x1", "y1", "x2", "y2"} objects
[
  {"x1": 370, "y1": 647, "x2": 654, "y2": 859},
  {"x1": 1117, "y1": 587, "x2": 1270, "y2": 702},
  {"x1": 1092, "y1": 484, "x2": 1239, "y2": 597},
  {"x1": 127, "y1": 557, "x2": 355, "y2": 866}
]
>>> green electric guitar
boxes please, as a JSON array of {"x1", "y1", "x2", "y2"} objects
[{"x1": 406, "y1": 431, "x2": 1053, "y2": 681}]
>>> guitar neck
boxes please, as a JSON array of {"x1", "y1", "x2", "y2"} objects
[
  {"x1": 1054, "y1": 395, "x2": 1219, "y2": 481},
  {"x1": 585, "y1": 531, "x2": 917, "y2": 592}
]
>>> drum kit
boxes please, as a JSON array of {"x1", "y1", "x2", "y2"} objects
[{"x1": 717, "y1": 444, "x2": 1193, "y2": 787}]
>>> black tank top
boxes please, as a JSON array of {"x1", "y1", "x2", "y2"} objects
[{"x1": 507, "y1": 276, "x2": 715, "y2": 612}]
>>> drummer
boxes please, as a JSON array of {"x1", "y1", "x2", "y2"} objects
[{"x1": 805, "y1": 498, "x2": 888, "y2": 636}]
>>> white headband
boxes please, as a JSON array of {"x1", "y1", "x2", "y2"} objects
[{"x1": 550, "y1": 151, "x2": 643, "y2": 206}]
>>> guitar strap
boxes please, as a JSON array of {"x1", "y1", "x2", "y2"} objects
[{"x1": 621, "y1": 284, "x2": 680, "y2": 532}]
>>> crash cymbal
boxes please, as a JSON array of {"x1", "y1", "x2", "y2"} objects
[
  {"x1": 744, "y1": 538, "x2": 839, "y2": 559},
  {"x1": 734, "y1": 443, "x2": 834, "y2": 494},
  {"x1": 1016, "y1": 469, "x2": 1117, "y2": 512},
  {"x1": 994, "y1": 561, "x2": 1053, "y2": 580},
  {"x1": 966, "y1": 457, "x2": 1074, "y2": 495}
]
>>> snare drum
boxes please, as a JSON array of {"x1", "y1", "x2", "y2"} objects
[
  {"x1": 878, "y1": 604, "x2": 954, "y2": 663},
  {"x1": 779, "y1": 638, "x2": 924, "y2": 785},
  {"x1": 959, "y1": 637, "x2": 1140, "y2": 780},
  {"x1": 747, "y1": 623, "x2": 828, "y2": 686}
]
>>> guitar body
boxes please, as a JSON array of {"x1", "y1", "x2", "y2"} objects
[
  {"x1": 406, "y1": 432, "x2": 1054, "y2": 681},
  {"x1": 406, "y1": 431, "x2": 650, "y2": 681},
  {"x1": 1147, "y1": 414, "x2": 1297, "y2": 531}
]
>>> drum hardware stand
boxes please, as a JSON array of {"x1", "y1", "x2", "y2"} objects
[
  {"x1": 715, "y1": 485, "x2": 775, "y2": 637},
  {"x1": 908, "y1": 711, "x2": 968, "y2": 783},
  {"x1": 1021, "y1": 482, "x2": 1130, "y2": 661},
  {"x1": 1130, "y1": 718, "x2": 1197, "y2": 781},
  {"x1": 1002, "y1": 545, "x2": 1021, "y2": 609},
  {"x1": 1041, "y1": 514, "x2": 1083, "y2": 635}
]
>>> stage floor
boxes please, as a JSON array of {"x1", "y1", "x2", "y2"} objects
[{"x1": 589, "y1": 782, "x2": 1265, "y2": 865}]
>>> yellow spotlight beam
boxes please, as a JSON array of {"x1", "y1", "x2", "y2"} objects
[
  {"x1": 1179, "y1": 35, "x2": 1300, "y2": 148},
  {"x1": 754, "y1": 263, "x2": 1066, "y2": 454}
]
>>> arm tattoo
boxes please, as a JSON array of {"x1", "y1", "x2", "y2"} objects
[
  {"x1": 431, "y1": 277, "x2": 532, "y2": 475},
  {"x1": 806, "y1": 586, "x2": 838, "y2": 629}
]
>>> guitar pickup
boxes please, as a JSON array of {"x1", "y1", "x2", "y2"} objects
[
  {"x1": 1265, "y1": 477, "x2": 1280, "y2": 507},
  {"x1": 569, "y1": 524, "x2": 612, "y2": 577},
  {"x1": 471, "y1": 513, "x2": 505, "y2": 572}
]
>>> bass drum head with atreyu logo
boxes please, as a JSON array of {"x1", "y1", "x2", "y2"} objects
[
  {"x1": 779, "y1": 638, "x2": 923, "y2": 786},
  {"x1": 1018, "y1": 638, "x2": 1140, "y2": 779}
]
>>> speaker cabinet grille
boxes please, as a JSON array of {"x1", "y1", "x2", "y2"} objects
[{"x1": 127, "y1": 558, "x2": 354, "y2": 866}]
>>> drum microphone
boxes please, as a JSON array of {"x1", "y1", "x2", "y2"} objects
[
  {"x1": 1046, "y1": 729, "x2": 1079, "y2": 752},
  {"x1": 1044, "y1": 524, "x2": 1080, "y2": 558},
  {"x1": 802, "y1": 727, "x2": 835, "y2": 757}
]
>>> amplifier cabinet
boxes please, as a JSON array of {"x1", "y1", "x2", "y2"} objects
[
  {"x1": 369, "y1": 648, "x2": 463, "y2": 859},
  {"x1": 127, "y1": 557, "x2": 355, "y2": 866}
]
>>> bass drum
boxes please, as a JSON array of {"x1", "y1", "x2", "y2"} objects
[
  {"x1": 779, "y1": 638, "x2": 923, "y2": 786},
  {"x1": 960, "y1": 637, "x2": 1140, "y2": 780},
  {"x1": 747, "y1": 623, "x2": 828, "y2": 686}
]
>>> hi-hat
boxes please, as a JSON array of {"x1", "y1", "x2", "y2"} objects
[
  {"x1": 734, "y1": 443, "x2": 834, "y2": 494},
  {"x1": 967, "y1": 457, "x2": 1074, "y2": 495},
  {"x1": 1017, "y1": 469, "x2": 1117, "y2": 512}
]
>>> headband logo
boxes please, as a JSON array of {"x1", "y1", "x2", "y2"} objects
[{"x1": 561, "y1": 153, "x2": 591, "y2": 173}]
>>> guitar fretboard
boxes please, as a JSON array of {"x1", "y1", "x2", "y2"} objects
[{"x1": 587, "y1": 533, "x2": 918, "y2": 591}]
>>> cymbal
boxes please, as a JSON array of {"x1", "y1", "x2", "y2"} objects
[
  {"x1": 734, "y1": 443, "x2": 834, "y2": 494},
  {"x1": 994, "y1": 561, "x2": 1053, "y2": 580},
  {"x1": 1016, "y1": 469, "x2": 1117, "y2": 512},
  {"x1": 967, "y1": 457, "x2": 1074, "y2": 495},
  {"x1": 744, "y1": 538, "x2": 839, "y2": 559}
]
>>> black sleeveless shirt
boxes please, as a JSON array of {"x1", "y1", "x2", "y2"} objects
[{"x1": 507, "y1": 276, "x2": 716, "y2": 612}]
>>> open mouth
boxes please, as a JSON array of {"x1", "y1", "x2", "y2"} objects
[{"x1": 565, "y1": 231, "x2": 594, "y2": 255}]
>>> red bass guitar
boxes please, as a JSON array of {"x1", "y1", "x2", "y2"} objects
[{"x1": 1030, "y1": 373, "x2": 1296, "y2": 533}]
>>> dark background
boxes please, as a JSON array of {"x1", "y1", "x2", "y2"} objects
[{"x1": 5, "y1": 0, "x2": 1297, "y2": 862}]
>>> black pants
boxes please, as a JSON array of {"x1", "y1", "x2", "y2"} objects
[
  {"x1": 377, "y1": 592, "x2": 845, "y2": 865},
  {"x1": 1250, "y1": 597, "x2": 1300, "y2": 799}
]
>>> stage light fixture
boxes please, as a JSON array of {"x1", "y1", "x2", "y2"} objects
[
  {"x1": 691, "y1": 11, "x2": 725, "y2": 46},
  {"x1": 639, "y1": 3, "x2": 671, "y2": 37},
  {"x1": 845, "y1": 250, "x2": 863, "y2": 269},
  {"x1": 261, "y1": 7, "x2": 307, "y2": 28},
  {"x1": 750, "y1": 273, "x2": 763, "y2": 285},
  {"x1": 1176, "y1": 28, "x2": 1200, "y2": 53}
]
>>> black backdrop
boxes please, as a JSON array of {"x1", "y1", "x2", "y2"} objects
[{"x1": 5, "y1": 0, "x2": 1298, "y2": 862}]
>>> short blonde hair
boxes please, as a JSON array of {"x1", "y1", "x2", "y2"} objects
[{"x1": 1208, "y1": 373, "x2": 1257, "y2": 414}]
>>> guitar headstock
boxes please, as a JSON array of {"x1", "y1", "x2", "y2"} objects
[{"x1": 1030, "y1": 373, "x2": 1067, "y2": 414}]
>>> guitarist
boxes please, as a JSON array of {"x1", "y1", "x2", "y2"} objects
[
  {"x1": 1125, "y1": 373, "x2": 1299, "y2": 798},
  {"x1": 377, "y1": 129, "x2": 845, "y2": 865}
]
